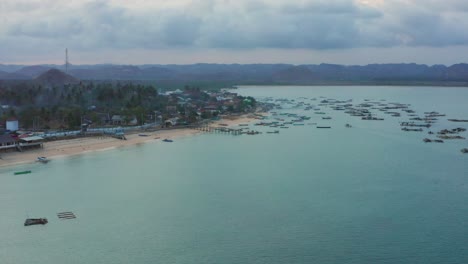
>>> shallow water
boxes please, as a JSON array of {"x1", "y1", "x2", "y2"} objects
[{"x1": 1, "y1": 86, "x2": 467, "y2": 264}]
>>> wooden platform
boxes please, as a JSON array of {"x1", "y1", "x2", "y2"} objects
[{"x1": 57, "y1": 212, "x2": 76, "y2": 220}]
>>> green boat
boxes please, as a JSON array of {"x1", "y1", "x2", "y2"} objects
[{"x1": 14, "y1": 170, "x2": 31, "y2": 175}]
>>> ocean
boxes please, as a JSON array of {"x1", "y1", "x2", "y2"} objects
[{"x1": 1, "y1": 86, "x2": 467, "y2": 264}]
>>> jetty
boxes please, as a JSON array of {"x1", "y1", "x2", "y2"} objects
[{"x1": 192, "y1": 124, "x2": 243, "y2": 135}]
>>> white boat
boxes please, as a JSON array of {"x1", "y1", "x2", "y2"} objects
[{"x1": 36, "y1": 157, "x2": 50, "y2": 163}]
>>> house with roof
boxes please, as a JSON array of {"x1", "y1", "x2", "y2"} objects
[
  {"x1": 0, "y1": 135, "x2": 17, "y2": 151},
  {"x1": 18, "y1": 136, "x2": 44, "y2": 149},
  {"x1": 6, "y1": 118, "x2": 19, "y2": 131}
]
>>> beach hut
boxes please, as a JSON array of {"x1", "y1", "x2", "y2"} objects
[
  {"x1": 0, "y1": 135, "x2": 18, "y2": 151},
  {"x1": 19, "y1": 136, "x2": 44, "y2": 149}
]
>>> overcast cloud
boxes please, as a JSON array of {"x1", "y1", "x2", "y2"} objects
[{"x1": 1, "y1": 0, "x2": 468, "y2": 64}]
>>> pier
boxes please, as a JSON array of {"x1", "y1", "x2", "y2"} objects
[{"x1": 191, "y1": 124, "x2": 243, "y2": 135}]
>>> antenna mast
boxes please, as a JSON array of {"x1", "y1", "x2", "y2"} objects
[{"x1": 65, "y1": 48, "x2": 69, "y2": 73}]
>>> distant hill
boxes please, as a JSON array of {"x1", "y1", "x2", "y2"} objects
[
  {"x1": 0, "y1": 70, "x2": 29, "y2": 80},
  {"x1": 273, "y1": 65, "x2": 316, "y2": 83},
  {"x1": 34, "y1": 69, "x2": 80, "y2": 86},
  {"x1": 0, "y1": 70, "x2": 7, "y2": 78},
  {"x1": 1, "y1": 63, "x2": 468, "y2": 86},
  {"x1": 15, "y1": 65, "x2": 52, "y2": 78}
]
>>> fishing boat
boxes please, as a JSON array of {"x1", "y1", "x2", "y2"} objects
[
  {"x1": 162, "y1": 139, "x2": 173, "y2": 142},
  {"x1": 24, "y1": 218, "x2": 48, "y2": 226},
  {"x1": 14, "y1": 170, "x2": 32, "y2": 175},
  {"x1": 36, "y1": 157, "x2": 50, "y2": 163}
]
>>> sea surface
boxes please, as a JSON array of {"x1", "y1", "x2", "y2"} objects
[{"x1": 1, "y1": 86, "x2": 467, "y2": 264}]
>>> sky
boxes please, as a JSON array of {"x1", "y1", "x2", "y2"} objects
[{"x1": 1, "y1": 0, "x2": 468, "y2": 65}]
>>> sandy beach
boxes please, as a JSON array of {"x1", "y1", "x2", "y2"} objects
[{"x1": 0, "y1": 115, "x2": 260, "y2": 168}]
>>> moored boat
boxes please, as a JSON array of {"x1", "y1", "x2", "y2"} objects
[
  {"x1": 14, "y1": 170, "x2": 32, "y2": 175},
  {"x1": 24, "y1": 218, "x2": 48, "y2": 226},
  {"x1": 36, "y1": 157, "x2": 50, "y2": 163}
]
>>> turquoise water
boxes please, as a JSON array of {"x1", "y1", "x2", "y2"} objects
[{"x1": 1, "y1": 86, "x2": 467, "y2": 264}]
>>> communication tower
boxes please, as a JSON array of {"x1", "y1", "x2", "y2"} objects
[{"x1": 65, "y1": 48, "x2": 69, "y2": 73}]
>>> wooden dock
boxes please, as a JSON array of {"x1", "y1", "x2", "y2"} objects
[{"x1": 191, "y1": 125, "x2": 243, "y2": 135}]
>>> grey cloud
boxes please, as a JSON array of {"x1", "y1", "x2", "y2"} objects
[{"x1": 1, "y1": 0, "x2": 468, "y2": 57}]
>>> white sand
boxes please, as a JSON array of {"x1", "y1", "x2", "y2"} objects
[{"x1": 0, "y1": 114, "x2": 261, "y2": 168}]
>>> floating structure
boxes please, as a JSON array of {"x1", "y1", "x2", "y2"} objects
[
  {"x1": 448, "y1": 119, "x2": 468, "y2": 122},
  {"x1": 24, "y1": 218, "x2": 48, "y2": 226},
  {"x1": 423, "y1": 138, "x2": 444, "y2": 143},
  {"x1": 400, "y1": 122, "x2": 431, "y2": 128},
  {"x1": 246, "y1": 131, "x2": 261, "y2": 135},
  {"x1": 57, "y1": 212, "x2": 76, "y2": 220},
  {"x1": 438, "y1": 135, "x2": 465, "y2": 140},
  {"x1": 402, "y1": 127, "x2": 423, "y2": 132},
  {"x1": 438, "y1": 128, "x2": 466, "y2": 134}
]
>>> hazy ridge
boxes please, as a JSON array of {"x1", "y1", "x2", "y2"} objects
[{"x1": 1, "y1": 63, "x2": 468, "y2": 86}]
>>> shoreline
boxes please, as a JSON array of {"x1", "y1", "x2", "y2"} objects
[{"x1": 0, "y1": 115, "x2": 259, "y2": 169}]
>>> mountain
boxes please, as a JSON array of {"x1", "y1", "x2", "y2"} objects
[
  {"x1": 34, "y1": 69, "x2": 80, "y2": 86},
  {"x1": 445, "y1": 63, "x2": 468, "y2": 80},
  {"x1": 273, "y1": 65, "x2": 316, "y2": 83},
  {"x1": 0, "y1": 64, "x2": 24, "y2": 72},
  {"x1": 2, "y1": 63, "x2": 468, "y2": 85},
  {"x1": 0, "y1": 70, "x2": 7, "y2": 78},
  {"x1": 0, "y1": 70, "x2": 30, "y2": 80},
  {"x1": 15, "y1": 65, "x2": 52, "y2": 78}
]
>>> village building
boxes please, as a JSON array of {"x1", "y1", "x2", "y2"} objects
[
  {"x1": 6, "y1": 118, "x2": 19, "y2": 131},
  {"x1": 18, "y1": 136, "x2": 44, "y2": 150},
  {"x1": 0, "y1": 135, "x2": 18, "y2": 151}
]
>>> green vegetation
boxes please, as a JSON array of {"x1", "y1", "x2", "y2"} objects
[{"x1": 0, "y1": 81, "x2": 257, "y2": 131}]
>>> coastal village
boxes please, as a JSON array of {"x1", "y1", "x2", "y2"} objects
[{"x1": 0, "y1": 82, "x2": 264, "y2": 162}]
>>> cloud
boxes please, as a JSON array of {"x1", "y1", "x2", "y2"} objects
[{"x1": 1, "y1": 0, "x2": 468, "y2": 63}]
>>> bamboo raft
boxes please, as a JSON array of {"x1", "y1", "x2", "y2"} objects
[{"x1": 57, "y1": 212, "x2": 76, "y2": 220}]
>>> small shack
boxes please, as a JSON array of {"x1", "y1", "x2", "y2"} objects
[
  {"x1": 19, "y1": 136, "x2": 44, "y2": 149},
  {"x1": 0, "y1": 135, "x2": 18, "y2": 151}
]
